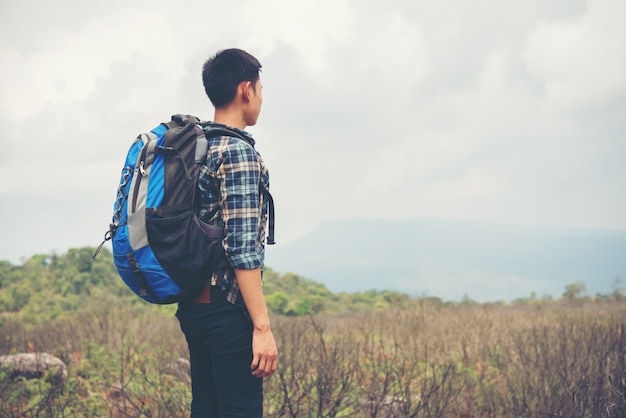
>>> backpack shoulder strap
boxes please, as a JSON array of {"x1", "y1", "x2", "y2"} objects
[{"x1": 202, "y1": 127, "x2": 276, "y2": 245}]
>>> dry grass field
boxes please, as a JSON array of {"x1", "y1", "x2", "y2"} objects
[{"x1": 1, "y1": 297, "x2": 624, "y2": 417}]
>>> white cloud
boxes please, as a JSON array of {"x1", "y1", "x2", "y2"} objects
[
  {"x1": 241, "y1": 0, "x2": 354, "y2": 73},
  {"x1": 523, "y1": 0, "x2": 626, "y2": 112},
  {"x1": 0, "y1": 8, "x2": 187, "y2": 122},
  {"x1": 0, "y1": 0, "x2": 625, "y2": 264}
]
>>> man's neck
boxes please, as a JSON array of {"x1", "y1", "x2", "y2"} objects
[{"x1": 214, "y1": 108, "x2": 246, "y2": 130}]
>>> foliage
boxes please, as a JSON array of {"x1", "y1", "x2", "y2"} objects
[
  {"x1": 1, "y1": 298, "x2": 625, "y2": 417},
  {"x1": 1, "y1": 248, "x2": 625, "y2": 416},
  {"x1": 0, "y1": 248, "x2": 413, "y2": 323}
]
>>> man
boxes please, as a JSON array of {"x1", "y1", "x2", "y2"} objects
[{"x1": 176, "y1": 48, "x2": 277, "y2": 418}]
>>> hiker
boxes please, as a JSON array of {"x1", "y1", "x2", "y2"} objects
[{"x1": 175, "y1": 48, "x2": 277, "y2": 417}]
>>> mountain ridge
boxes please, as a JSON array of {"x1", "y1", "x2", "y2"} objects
[{"x1": 264, "y1": 218, "x2": 626, "y2": 302}]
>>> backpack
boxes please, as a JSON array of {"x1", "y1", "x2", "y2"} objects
[{"x1": 92, "y1": 114, "x2": 275, "y2": 304}]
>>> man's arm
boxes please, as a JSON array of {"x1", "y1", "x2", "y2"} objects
[
  {"x1": 235, "y1": 267, "x2": 278, "y2": 378},
  {"x1": 217, "y1": 139, "x2": 277, "y2": 377}
]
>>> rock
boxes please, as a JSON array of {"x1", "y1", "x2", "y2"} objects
[{"x1": 0, "y1": 352, "x2": 68, "y2": 379}]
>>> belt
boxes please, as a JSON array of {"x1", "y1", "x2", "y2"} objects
[{"x1": 191, "y1": 284, "x2": 218, "y2": 304}]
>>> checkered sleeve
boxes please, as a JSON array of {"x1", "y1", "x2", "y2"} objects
[{"x1": 217, "y1": 140, "x2": 263, "y2": 270}]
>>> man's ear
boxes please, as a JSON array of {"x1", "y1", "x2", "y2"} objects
[{"x1": 241, "y1": 80, "x2": 253, "y2": 103}]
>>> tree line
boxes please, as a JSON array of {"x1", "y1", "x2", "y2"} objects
[
  {"x1": 1, "y1": 247, "x2": 624, "y2": 325},
  {"x1": 0, "y1": 247, "x2": 417, "y2": 324}
]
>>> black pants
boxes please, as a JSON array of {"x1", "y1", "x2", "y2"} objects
[{"x1": 176, "y1": 297, "x2": 263, "y2": 417}]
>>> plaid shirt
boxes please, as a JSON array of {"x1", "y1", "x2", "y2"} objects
[{"x1": 197, "y1": 122, "x2": 270, "y2": 306}]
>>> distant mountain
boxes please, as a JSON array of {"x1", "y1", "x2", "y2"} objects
[{"x1": 264, "y1": 218, "x2": 626, "y2": 302}]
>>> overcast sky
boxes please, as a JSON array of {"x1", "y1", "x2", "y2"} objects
[{"x1": 1, "y1": 0, "x2": 625, "y2": 264}]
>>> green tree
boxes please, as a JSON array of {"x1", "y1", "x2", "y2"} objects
[
  {"x1": 266, "y1": 291, "x2": 289, "y2": 315},
  {"x1": 562, "y1": 281, "x2": 586, "y2": 300},
  {"x1": 8, "y1": 283, "x2": 30, "y2": 311}
]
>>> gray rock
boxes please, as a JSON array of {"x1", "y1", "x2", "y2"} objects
[{"x1": 0, "y1": 352, "x2": 68, "y2": 379}]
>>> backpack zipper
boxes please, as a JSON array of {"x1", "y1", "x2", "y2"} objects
[{"x1": 131, "y1": 142, "x2": 150, "y2": 214}]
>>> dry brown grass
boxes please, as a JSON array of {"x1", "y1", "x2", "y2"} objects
[{"x1": 1, "y1": 298, "x2": 625, "y2": 417}]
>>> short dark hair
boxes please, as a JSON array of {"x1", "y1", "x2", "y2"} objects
[{"x1": 202, "y1": 48, "x2": 262, "y2": 108}]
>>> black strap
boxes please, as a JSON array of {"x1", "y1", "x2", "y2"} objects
[
  {"x1": 264, "y1": 188, "x2": 276, "y2": 245},
  {"x1": 204, "y1": 127, "x2": 276, "y2": 245},
  {"x1": 127, "y1": 253, "x2": 160, "y2": 302}
]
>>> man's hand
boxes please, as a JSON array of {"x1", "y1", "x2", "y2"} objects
[
  {"x1": 251, "y1": 328, "x2": 278, "y2": 378},
  {"x1": 235, "y1": 267, "x2": 279, "y2": 378}
]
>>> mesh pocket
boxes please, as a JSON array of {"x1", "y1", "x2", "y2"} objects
[{"x1": 146, "y1": 210, "x2": 227, "y2": 301}]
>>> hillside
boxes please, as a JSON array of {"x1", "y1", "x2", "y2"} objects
[
  {"x1": 1, "y1": 238, "x2": 622, "y2": 325},
  {"x1": 0, "y1": 247, "x2": 413, "y2": 323}
]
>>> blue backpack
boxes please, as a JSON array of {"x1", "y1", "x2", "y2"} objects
[{"x1": 93, "y1": 114, "x2": 275, "y2": 304}]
